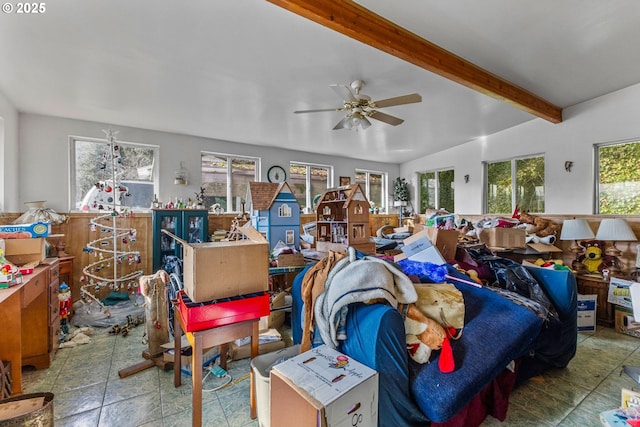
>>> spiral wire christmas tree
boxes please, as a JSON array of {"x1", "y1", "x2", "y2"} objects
[{"x1": 80, "y1": 129, "x2": 143, "y2": 309}]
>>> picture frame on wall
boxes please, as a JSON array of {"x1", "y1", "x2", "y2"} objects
[{"x1": 340, "y1": 176, "x2": 351, "y2": 186}]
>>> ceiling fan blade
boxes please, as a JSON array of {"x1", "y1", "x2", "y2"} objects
[
  {"x1": 371, "y1": 93, "x2": 422, "y2": 108},
  {"x1": 369, "y1": 110, "x2": 404, "y2": 126},
  {"x1": 294, "y1": 107, "x2": 343, "y2": 114},
  {"x1": 333, "y1": 116, "x2": 351, "y2": 130},
  {"x1": 330, "y1": 84, "x2": 358, "y2": 102}
]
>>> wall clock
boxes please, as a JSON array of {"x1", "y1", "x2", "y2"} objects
[{"x1": 267, "y1": 165, "x2": 287, "y2": 183}]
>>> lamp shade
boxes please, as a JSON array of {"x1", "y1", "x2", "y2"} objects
[
  {"x1": 595, "y1": 218, "x2": 637, "y2": 242},
  {"x1": 560, "y1": 218, "x2": 595, "y2": 241}
]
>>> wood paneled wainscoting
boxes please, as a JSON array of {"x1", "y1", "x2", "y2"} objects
[{"x1": 3, "y1": 212, "x2": 639, "y2": 303}]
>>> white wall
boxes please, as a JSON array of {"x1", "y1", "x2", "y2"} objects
[
  {"x1": 401, "y1": 82, "x2": 640, "y2": 215},
  {"x1": 0, "y1": 91, "x2": 19, "y2": 212},
  {"x1": 17, "y1": 113, "x2": 399, "y2": 213}
]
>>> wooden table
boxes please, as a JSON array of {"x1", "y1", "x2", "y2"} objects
[{"x1": 173, "y1": 305, "x2": 259, "y2": 427}]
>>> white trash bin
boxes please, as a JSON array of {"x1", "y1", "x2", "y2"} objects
[{"x1": 251, "y1": 344, "x2": 300, "y2": 427}]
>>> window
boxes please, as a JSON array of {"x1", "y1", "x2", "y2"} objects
[
  {"x1": 354, "y1": 170, "x2": 387, "y2": 212},
  {"x1": 201, "y1": 152, "x2": 259, "y2": 212},
  {"x1": 289, "y1": 162, "x2": 332, "y2": 212},
  {"x1": 71, "y1": 137, "x2": 157, "y2": 211},
  {"x1": 419, "y1": 169, "x2": 454, "y2": 213},
  {"x1": 597, "y1": 140, "x2": 640, "y2": 214},
  {"x1": 485, "y1": 155, "x2": 545, "y2": 214},
  {"x1": 278, "y1": 204, "x2": 292, "y2": 217}
]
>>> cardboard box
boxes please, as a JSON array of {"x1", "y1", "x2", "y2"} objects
[
  {"x1": 277, "y1": 253, "x2": 305, "y2": 267},
  {"x1": 3, "y1": 238, "x2": 46, "y2": 265},
  {"x1": 577, "y1": 294, "x2": 597, "y2": 332},
  {"x1": 161, "y1": 338, "x2": 220, "y2": 375},
  {"x1": 270, "y1": 345, "x2": 378, "y2": 427},
  {"x1": 477, "y1": 228, "x2": 563, "y2": 254},
  {"x1": 229, "y1": 329, "x2": 285, "y2": 360},
  {"x1": 409, "y1": 226, "x2": 459, "y2": 261},
  {"x1": 0, "y1": 222, "x2": 50, "y2": 238},
  {"x1": 182, "y1": 225, "x2": 269, "y2": 302},
  {"x1": 608, "y1": 277, "x2": 634, "y2": 309},
  {"x1": 615, "y1": 306, "x2": 640, "y2": 338},
  {"x1": 260, "y1": 291, "x2": 286, "y2": 331},
  {"x1": 478, "y1": 228, "x2": 526, "y2": 250}
]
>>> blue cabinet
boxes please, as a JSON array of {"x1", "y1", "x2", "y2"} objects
[{"x1": 152, "y1": 209, "x2": 208, "y2": 272}]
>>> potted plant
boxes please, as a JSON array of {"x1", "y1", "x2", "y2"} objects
[{"x1": 393, "y1": 177, "x2": 409, "y2": 207}]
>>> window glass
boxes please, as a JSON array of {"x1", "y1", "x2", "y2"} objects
[
  {"x1": 201, "y1": 153, "x2": 259, "y2": 212},
  {"x1": 486, "y1": 160, "x2": 512, "y2": 214},
  {"x1": 486, "y1": 155, "x2": 544, "y2": 214},
  {"x1": 290, "y1": 162, "x2": 332, "y2": 212},
  {"x1": 72, "y1": 138, "x2": 156, "y2": 211},
  {"x1": 597, "y1": 141, "x2": 640, "y2": 214},
  {"x1": 516, "y1": 157, "x2": 545, "y2": 213},
  {"x1": 419, "y1": 170, "x2": 453, "y2": 213},
  {"x1": 354, "y1": 170, "x2": 387, "y2": 212}
]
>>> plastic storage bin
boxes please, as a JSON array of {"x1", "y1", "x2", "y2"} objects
[{"x1": 251, "y1": 345, "x2": 300, "y2": 427}]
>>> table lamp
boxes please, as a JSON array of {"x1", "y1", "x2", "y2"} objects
[
  {"x1": 560, "y1": 218, "x2": 595, "y2": 272},
  {"x1": 595, "y1": 218, "x2": 638, "y2": 275}
]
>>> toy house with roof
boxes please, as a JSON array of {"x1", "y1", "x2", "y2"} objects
[
  {"x1": 247, "y1": 181, "x2": 300, "y2": 251},
  {"x1": 315, "y1": 183, "x2": 372, "y2": 253}
]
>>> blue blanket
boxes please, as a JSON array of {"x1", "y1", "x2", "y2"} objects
[{"x1": 291, "y1": 262, "x2": 576, "y2": 425}]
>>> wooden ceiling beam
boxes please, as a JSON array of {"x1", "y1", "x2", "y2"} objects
[{"x1": 267, "y1": 0, "x2": 563, "y2": 123}]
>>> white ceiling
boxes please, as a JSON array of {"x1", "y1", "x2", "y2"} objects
[{"x1": 1, "y1": 1, "x2": 640, "y2": 164}]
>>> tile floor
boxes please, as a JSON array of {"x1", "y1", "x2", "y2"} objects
[{"x1": 20, "y1": 324, "x2": 640, "y2": 426}]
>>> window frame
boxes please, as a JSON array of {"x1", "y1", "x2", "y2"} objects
[
  {"x1": 354, "y1": 169, "x2": 388, "y2": 213},
  {"x1": 200, "y1": 151, "x2": 261, "y2": 213},
  {"x1": 418, "y1": 168, "x2": 455, "y2": 213},
  {"x1": 483, "y1": 153, "x2": 545, "y2": 214},
  {"x1": 595, "y1": 138, "x2": 640, "y2": 215},
  {"x1": 69, "y1": 135, "x2": 159, "y2": 212},
  {"x1": 289, "y1": 161, "x2": 333, "y2": 212}
]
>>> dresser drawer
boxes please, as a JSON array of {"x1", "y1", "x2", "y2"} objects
[
  {"x1": 49, "y1": 320, "x2": 60, "y2": 353},
  {"x1": 22, "y1": 270, "x2": 46, "y2": 308}
]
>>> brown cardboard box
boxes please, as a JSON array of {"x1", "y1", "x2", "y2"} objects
[
  {"x1": 2, "y1": 238, "x2": 46, "y2": 265},
  {"x1": 477, "y1": 228, "x2": 563, "y2": 254},
  {"x1": 277, "y1": 253, "x2": 305, "y2": 267},
  {"x1": 229, "y1": 329, "x2": 286, "y2": 360},
  {"x1": 260, "y1": 291, "x2": 286, "y2": 331},
  {"x1": 478, "y1": 228, "x2": 526, "y2": 250},
  {"x1": 182, "y1": 225, "x2": 269, "y2": 302},
  {"x1": 270, "y1": 346, "x2": 378, "y2": 427},
  {"x1": 615, "y1": 306, "x2": 640, "y2": 338},
  {"x1": 395, "y1": 226, "x2": 459, "y2": 261}
]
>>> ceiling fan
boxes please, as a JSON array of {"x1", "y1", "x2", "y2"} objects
[{"x1": 294, "y1": 80, "x2": 422, "y2": 130}]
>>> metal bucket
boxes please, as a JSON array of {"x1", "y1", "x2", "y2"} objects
[{"x1": 0, "y1": 392, "x2": 54, "y2": 427}]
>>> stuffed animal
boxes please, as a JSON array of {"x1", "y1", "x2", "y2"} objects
[
  {"x1": 518, "y1": 212, "x2": 561, "y2": 240},
  {"x1": 403, "y1": 304, "x2": 455, "y2": 373},
  {"x1": 578, "y1": 240, "x2": 614, "y2": 274}
]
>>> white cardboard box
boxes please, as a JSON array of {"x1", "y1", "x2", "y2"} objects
[
  {"x1": 577, "y1": 294, "x2": 597, "y2": 332},
  {"x1": 270, "y1": 345, "x2": 378, "y2": 427},
  {"x1": 608, "y1": 277, "x2": 634, "y2": 309}
]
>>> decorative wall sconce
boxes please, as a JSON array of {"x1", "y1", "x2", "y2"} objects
[
  {"x1": 464, "y1": 174, "x2": 470, "y2": 183},
  {"x1": 564, "y1": 161, "x2": 573, "y2": 172},
  {"x1": 174, "y1": 161, "x2": 188, "y2": 185}
]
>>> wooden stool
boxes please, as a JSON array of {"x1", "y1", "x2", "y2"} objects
[{"x1": 173, "y1": 305, "x2": 258, "y2": 427}]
